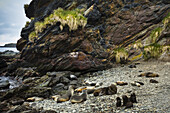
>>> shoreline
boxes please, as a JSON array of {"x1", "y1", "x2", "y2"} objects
[{"x1": 27, "y1": 61, "x2": 170, "y2": 112}]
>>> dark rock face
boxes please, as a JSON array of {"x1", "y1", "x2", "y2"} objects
[
  {"x1": 16, "y1": 0, "x2": 170, "y2": 72},
  {"x1": 0, "y1": 59, "x2": 7, "y2": 69}
]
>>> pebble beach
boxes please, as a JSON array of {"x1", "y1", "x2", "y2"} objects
[{"x1": 28, "y1": 61, "x2": 170, "y2": 113}]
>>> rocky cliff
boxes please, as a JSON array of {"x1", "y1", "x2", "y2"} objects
[{"x1": 16, "y1": 0, "x2": 170, "y2": 73}]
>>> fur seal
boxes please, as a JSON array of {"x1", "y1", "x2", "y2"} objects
[
  {"x1": 116, "y1": 97, "x2": 121, "y2": 107},
  {"x1": 57, "y1": 85, "x2": 74, "y2": 103},
  {"x1": 122, "y1": 95, "x2": 128, "y2": 106},
  {"x1": 107, "y1": 84, "x2": 117, "y2": 95},
  {"x1": 150, "y1": 79, "x2": 158, "y2": 83},
  {"x1": 122, "y1": 95, "x2": 133, "y2": 109},
  {"x1": 130, "y1": 93, "x2": 137, "y2": 103},
  {"x1": 27, "y1": 97, "x2": 44, "y2": 102},
  {"x1": 70, "y1": 90, "x2": 87, "y2": 103},
  {"x1": 93, "y1": 84, "x2": 117, "y2": 96},
  {"x1": 138, "y1": 72, "x2": 159, "y2": 77},
  {"x1": 116, "y1": 81, "x2": 128, "y2": 86},
  {"x1": 75, "y1": 86, "x2": 95, "y2": 94}
]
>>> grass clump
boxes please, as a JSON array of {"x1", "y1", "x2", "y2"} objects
[
  {"x1": 34, "y1": 8, "x2": 87, "y2": 33},
  {"x1": 28, "y1": 8, "x2": 87, "y2": 42},
  {"x1": 112, "y1": 47, "x2": 129, "y2": 63},
  {"x1": 162, "y1": 12, "x2": 170, "y2": 26},
  {"x1": 143, "y1": 43, "x2": 163, "y2": 60},
  {"x1": 147, "y1": 27, "x2": 163, "y2": 44},
  {"x1": 29, "y1": 31, "x2": 38, "y2": 42}
]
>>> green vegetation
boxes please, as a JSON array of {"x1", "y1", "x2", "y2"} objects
[
  {"x1": 28, "y1": 8, "x2": 87, "y2": 42},
  {"x1": 162, "y1": 12, "x2": 170, "y2": 26},
  {"x1": 25, "y1": 21, "x2": 30, "y2": 27},
  {"x1": 143, "y1": 43, "x2": 163, "y2": 60},
  {"x1": 112, "y1": 47, "x2": 129, "y2": 63},
  {"x1": 143, "y1": 13, "x2": 170, "y2": 60},
  {"x1": 149, "y1": 27, "x2": 163, "y2": 44},
  {"x1": 29, "y1": 31, "x2": 37, "y2": 42},
  {"x1": 34, "y1": 8, "x2": 87, "y2": 33},
  {"x1": 24, "y1": 4, "x2": 29, "y2": 11}
]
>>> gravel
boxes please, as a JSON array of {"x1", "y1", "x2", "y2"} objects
[{"x1": 29, "y1": 61, "x2": 170, "y2": 113}]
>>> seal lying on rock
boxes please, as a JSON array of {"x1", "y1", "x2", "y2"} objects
[
  {"x1": 93, "y1": 84, "x2": 117, "y2": 96},
  {"x1": 70, "y1": 90, "x2": 87, "y2": 104},
  {"x1": 57, "y1": 85, "x2": 74, "y2": 103}
]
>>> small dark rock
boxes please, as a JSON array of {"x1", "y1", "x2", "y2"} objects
[
  {"x1": 0, "y1": 80, "x2": 10, "y2": 89},
  {"x1": 0, "y1": 58, "x2": 7, "y2": 69},
  {"x1": 128, "y1": 64, "x2": 136, "y2": 68},
  {"x1": 150, "y1": 79, "x2": 158, "y2": 83},
  {"x1": 60, "y1": 77, "x2": 70, "y2": 84},
  {"x1": 41, "y1": 110, "x2": 57, "y2": 113},
  {"x1": 55, "y1": 83, "x2": 65, "y2": 89},
  {"x1": 70, "y1": 80, "x2": 78, "y2": 85},
  {"x1": 10, "y1": 98, "x2": 25, "y2": 105}
]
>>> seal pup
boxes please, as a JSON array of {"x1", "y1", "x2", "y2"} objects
[
  {"x1": 116, "y1": 97, "x2": 121, "y2": 107},
  {"x1": 57, "y1": 85, "x2": 74, "y2": 103},
  {"x1": 130, "y1": 93, "x2": 137, "y2": 103},
  {"x1": 70, "y1": 90, "x2": 87, "y2": 104},
  {"x1": 107, "y1": 84, "x2": 117, "y2": 95}
]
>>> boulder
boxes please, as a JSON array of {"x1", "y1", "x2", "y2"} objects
[
  {"x1": 0, "y1": 58, "x2": 7, "y2": 69},
  {"x1": 0, "y1": 80, "x2": 10, "y2": 89}
]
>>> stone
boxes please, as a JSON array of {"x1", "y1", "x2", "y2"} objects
[
  {"x1": 128, "y1": 64, "x2": 136, "y2": 68},
  {"x1": 60, "y1": 77, "x2": 70, "y2": 84},
  {"x1": 55, "y1": 83, "x2": 65, "y2": 90},
  {"x1": 9, "y1": 98, "x2": 25, "y2": 105},
  {"x1": 0, "y1": 80, "x2": 10, "y2": 89},
  {"x1": 40, "y1": 110, "x2": 57, "y2": 113},
  {"x1": 70, "y1": 80, "x2": 78, "y2": 85},
  {"x1": 69, "y1": 74, "x2": 78, "y2": 80},
  {"x1": 0, "y1": 58, "x2": 7, "y2": 69}
]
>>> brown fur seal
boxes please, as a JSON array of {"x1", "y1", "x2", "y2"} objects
[
  {"x1": 70, "y1": 90, "x2": 87, "y2": 104},
  {"x1": 75, "y1": 86, "x2": 95, "y2": 94},
  {"x1": 116, "y1": 81, "x2": 128, "y2": 86},
  {"x1": 130, "y1": 93, "x2": 137, "y2": 103},
  {"x1": 122, "y1": 95, "x2": 133, "y2": 109},
  {"x1": 93, "y1": 84, "x2": 117, "y2": 96},
  {"x1": 116, "y1": 97, "x2": 121, "y2": 107},
  {"x1": 138, "y1": 72, "x2": 159, "y2": 77},
  {"x1": 57, "y1": 86, "x2": 74, "y2": 103}
]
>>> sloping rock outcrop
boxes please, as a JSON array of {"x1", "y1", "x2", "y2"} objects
[{"x1": 16, "y1": 0, "x2": 170, "y2": 73}]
